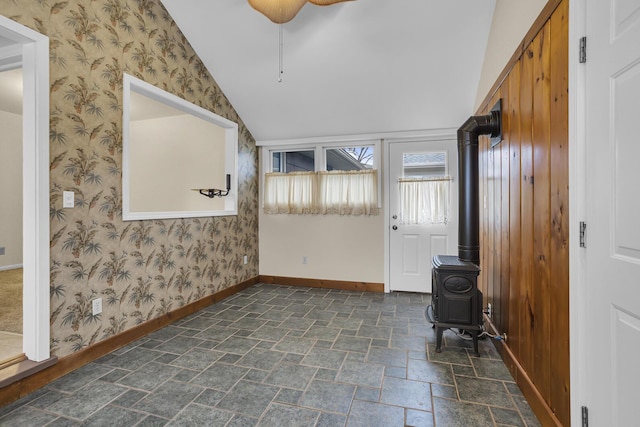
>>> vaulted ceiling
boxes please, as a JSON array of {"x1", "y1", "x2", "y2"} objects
[{"x1": 161, "y1": 0, "x2": 497, "y2": 142}]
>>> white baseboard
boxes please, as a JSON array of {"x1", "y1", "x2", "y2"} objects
[{"x1": 0, "y1": 264, "x2": 23, "y2": 271}]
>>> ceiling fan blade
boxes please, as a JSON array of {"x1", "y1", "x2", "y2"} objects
[
  {"x1": 308, "y1": 0, "x2": 355, "y2": 5},
  {"x1": 248, "y1": 0, "x2": 307, "y2": 24}
]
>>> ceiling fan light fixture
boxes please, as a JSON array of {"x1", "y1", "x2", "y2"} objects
[
  {"x1": 248, "y1": 0, "x2": 307, "y2": 24},
  {"x1": 308, "y1": 0, "x2": 354, "y2": 5},
  {"x1": 248, "y1": 0, "x2": 354, "y2": 23}
]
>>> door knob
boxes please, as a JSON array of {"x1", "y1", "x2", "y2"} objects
[
  {"x1": 392, "y1": 225, "x2": 398, "y2": 230},
  {"x1": 392, "y1": 215, "x2": 397, "y2": 220}
]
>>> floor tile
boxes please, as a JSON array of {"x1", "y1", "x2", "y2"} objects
[
  {"x1": 367, "y1": 347, "x2": 408, "y2": 368},
  {"x1": 81, "y1": 405, "x2": 146, "y2": 427},
  {"x1": 390, "y1": 335, "x2": 426, "y2": 352},
  {"x1": 167, "y1": 403, "x2": 233, "y2": 426},
  {"x1": 357, "y1": 324, "x2": 392, "y2": 340},
  {"x1": 272, "y1": 336, "x2": 315, "y2": 354},
  {"x1": 117, "y1": 361, "x2": 182, "y2": 391},
  {"x1": 47, "y1": 381, "x2": 127, "y2": 419},
  {"x1": 354, "y1": 386, "x2": 379, "y2": 402},
  {"x1": 195, "y1": 325, "x2": 239, "y2": 341},
  {"x1": 213, "y1": 336, "x2": 259, "y2": 354},
  {"x1": 133, "y1": 380, "x2": 204, "y2": 419},
  {"x1": 248, "y1": 325, "x2": 288, "y2": 341},
  {"x1": 471, "y1": 356, "x2": 515, "y2": 381},
  {"x1": 455, "y1": 375, "x2": 515, "y2": 408},
  {"x1": 300, "y1": 347, "x2": 347, "y2": 369},
  {"x1": 302, "y1": 325, "x2": 341, "y2": 341},
  {"x1": 227, "y1": 414, "x2": 258, "y2": 427},
  {"x1": 216, "y1": 380, "x2": 279, "y2": 418},
  {"x1": 274, "y1": 388, "x2": 303, "y2": 405},
  {"x1": 332, "y1": 335, "x2": 371, "y2": 353},
  {"x1": 257, "y1": 403, "x2": 320, "y2": 427},
  {"x1": 96, "y1": 346, "x2": 162, "y2": 371},
  {"x1": 346, "y1": 400, "x2": 405, "y2": 427},
  {"x1": 405, "y1": 408, "x2": 435, "y2": 427},
  {"x1": 432, "y1": 397, "x2": 494, "y2": 427},
  {"x1": 380, "y1": 376, "x2": 432, "y2": 411},
  {"x1": 235, "y1": 348, "x2": 284, "y2": 371},
  {"x1": 1, "y1": 284, "x2": 540, "y2": 427},
  {"x1": 337, "y1": 360, "x2": 384, "y2": 388},
  {"x1": 111, "y1": 389, "x2": 148, "y2": 408},
  {"x1": 317, "y1": 412, "x2": 347, "y2": 427},
  {"x1": 298, "y1": 380, "x2": 355, "y2": 414},
  {"x1": 407, "y1": 359, "x2": 455, "y2": 385},
  {"x1": 263, "y1": 362, "x2": 317, "y2": 390},
  {"x1": 0, "y1": 406, "x2": 59, "y2": 426},
  {"x1": 191, "y1": 363, "x2": 249, "y2": 391},
  {"x1": 490, "y1": 406, "x2": 526, "y2": 426},
  {"x1": 169, "y1": 347, "x2": 224, "y2": 370},
  {"x1": 427, "y1": 343, "x2": 472, "y2": 366}
]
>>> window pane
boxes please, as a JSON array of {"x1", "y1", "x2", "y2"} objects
[
  {"x1": 272, "y1": 152, "x2": 281, "y2": 172},
  {"x1": 402, "y1": 152, "x2": 446, "y2": 178},
  {"x1": 326, "y1": 146, "x2": 374, "y2": 171},
  {"x1": 272, "y1": 150, "x2": 315, "y2": 173}
]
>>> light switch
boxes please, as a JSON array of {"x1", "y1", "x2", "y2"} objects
[{"x1": 63, "y1": 191, "x2": 74, "y2": 208}]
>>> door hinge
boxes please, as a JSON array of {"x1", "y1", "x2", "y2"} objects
[
  {"x1": 582, "y1": 406, "x2": 589, "y2": 427},
  {"x1": 580, "y1": 222, "x2": 587, "y2": 248},
  {"x1": 579, "y1": 37, "x2": 587, "y2": 63}
]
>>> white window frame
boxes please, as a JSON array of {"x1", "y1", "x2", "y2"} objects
[{"x1": 261, "y1": 139, "x2": 382, "y2": 209}]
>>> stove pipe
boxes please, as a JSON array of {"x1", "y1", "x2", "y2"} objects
[{"x1": 457, "y1": 108, "x2": 501, "y2": 265}]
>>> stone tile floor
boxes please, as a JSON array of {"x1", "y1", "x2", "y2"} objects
[{"x1": 0, "y1": 284, "x2": 541, "y2": 426}]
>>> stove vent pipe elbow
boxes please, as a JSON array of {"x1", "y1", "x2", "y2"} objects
[{"x1": 457, "y1": 107, "x2": 501, "y2": 265}]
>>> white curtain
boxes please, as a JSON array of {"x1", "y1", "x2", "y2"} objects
[
  {"x1": 399, "y1": 177, "x2": 450, "y2": 224},
  {"x1": 263, "y1": 170, "x2": 379, "y2": 215},
  {"x1": 263, "y1": 171, "x2": 316, "y2": 214},
  {"x1": 317, "y1": 170, "x2": 379, "y2": 215}
]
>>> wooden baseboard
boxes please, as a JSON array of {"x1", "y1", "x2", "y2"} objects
[
  {"x1": 259, "y1": 275, "x2": 384, "y2": 293},
  {"x1": 484, "y1": 315, "x2": 563, "y2": 427},
  {"x1": 0, "y1": 276, "x2": 259, "y2": 407}
]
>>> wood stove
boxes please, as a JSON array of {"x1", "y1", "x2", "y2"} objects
[
  {"x1": 430, "y1": 255, "x2": 482, "y2": 356},
  {"x1": 429, "y1": 103, "x2": 501, "y2": 357}
]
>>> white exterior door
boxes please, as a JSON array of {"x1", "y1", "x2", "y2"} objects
[
  {"x1": 388, "y1": 140, "x2": 458, "y2": 293},
  {"x1": 583, "y1": 0, "x2": 640, "y2": 424}
]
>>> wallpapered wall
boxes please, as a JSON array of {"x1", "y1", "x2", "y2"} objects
[{"x1": 1, "y1": 0, "x2": 259, "y2": 358}]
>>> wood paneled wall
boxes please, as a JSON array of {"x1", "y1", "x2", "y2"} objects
[{"x1": 477, "y1": 1, "x2": 569, "y2": 425}]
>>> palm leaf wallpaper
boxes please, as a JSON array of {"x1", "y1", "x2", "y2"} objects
[{"x1": 1, "y1": 0, "x2": 259, "y2": 358}]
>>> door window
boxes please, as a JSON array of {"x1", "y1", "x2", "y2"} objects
[{"x1": 398, "y1": 151, "x2": 450, "y2": 224}]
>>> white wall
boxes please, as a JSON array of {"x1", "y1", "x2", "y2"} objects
[
  {"x1": 258, "y1": 145, "x2": 384, "y2": 283},
  {"x1": 0, "y1": 110, "x2": 22, "y2": 268},
  {"x1": 259, "y1": 213, "x2": 384, "y2": 283},
  {"x1": 130, "y1": 114, "x2": 226, "y2": 214},
  {"x1": 475, "y1": 0, "x2": 548, "y2": 110}
]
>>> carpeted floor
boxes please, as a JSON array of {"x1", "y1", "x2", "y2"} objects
[{"x1": 0, "y1": 269, "x2": 22, "y2": 334}]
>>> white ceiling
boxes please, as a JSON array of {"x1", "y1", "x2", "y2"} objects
[{"x1": 161, "y1": 0, "x2": 497, "y2": 142}]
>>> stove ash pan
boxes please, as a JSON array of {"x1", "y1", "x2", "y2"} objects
[{"x1": 429, "y1": 255, "x2": 483, "y2": 357}]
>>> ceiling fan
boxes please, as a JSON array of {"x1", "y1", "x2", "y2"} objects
[{"x1": 248, "y1": 0, "x2": 355, "y2": 24}]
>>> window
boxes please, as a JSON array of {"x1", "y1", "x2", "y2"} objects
[
  {"x1": 263, "y1": 142, "x2": 380, "y2": 215},
  {"x1": 399, "y1": 151, "x2": 450, "y2": 224},
  {"x1": 272, "y1": 150, "x2": 315, "y2": 173}
]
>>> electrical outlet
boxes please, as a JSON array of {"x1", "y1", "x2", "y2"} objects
[
  {"x1": 92, "y1": 298, "x2": 102, "y2": 316},
  {"x1": 487, "y1": 303, "x2": 492, "y2": 318},
  {"x1": 63, "y1": 191, "x2": 74, "y2": 208},
  {"x1": 243, "y1": 255, "x2": 248, "y2": 265},
  {"x1": 302, "y1": 255, "x2": 308, "y2": 264},
  {"x1": 0, "y1": 247, "x2": 5, "y2": 256}
]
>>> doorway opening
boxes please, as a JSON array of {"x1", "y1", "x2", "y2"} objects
[{"x1": 0, "y1": 16, "x2": 50, "y2": 364}]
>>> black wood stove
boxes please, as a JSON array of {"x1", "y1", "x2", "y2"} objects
[
  {"x1": 430, "y1": 255, "x2": 482, "y2": 356},
  {"x1": 429, "y1": 104, "x2": 501, "y2": 357}
]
